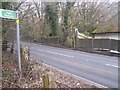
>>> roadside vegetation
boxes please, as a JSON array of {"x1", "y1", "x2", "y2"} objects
[{"x1": 1, "y1": 1, "x2": 118, "y2": 48}]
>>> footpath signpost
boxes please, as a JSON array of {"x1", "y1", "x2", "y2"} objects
[
  {"x1": 0, "y1": 9, "x2": 17, "y2": 19},
  {"x1": 0, "y1": 9, "x2": 22, "y2": 80}
]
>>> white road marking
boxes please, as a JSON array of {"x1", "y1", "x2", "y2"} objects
[
  {"x1": 33, "y1": 48, "x2": 74, "y2": 58},
  {"x1": 28, "y1": 42, "x2": 118, "y2": 62},
  {"x1": 105, "y1": 64, "x2": 119, "y2": 68}
]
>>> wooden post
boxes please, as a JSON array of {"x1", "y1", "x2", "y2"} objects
[
  {"x1": 20, "y1": 45, "x2": 29, "y2": 77},
  {"x1": 92, "y1": 38, "x2": 94, "y2": 51},
  {"x1": 42, "y1": 74, "x2": 49, "y2": 88},
  {"x1": 11, "y1": 41, "x2": 14, "y2": 54},
  {"x1": 74, "y1": 29, "x2": 78, "y2": 49},
  {"x1": 73, "y1": 33, "x2": 75, "y2": 48},
  {"x1": 47, "y1": 71, "x2": 55, "y2": 88},
  {"x1": 109, "y1": 39, "x2": 111, "y2": 52},
  {"x1": 21, "y1": 46, "x2": 29, "y2": 61},
  {"x1": 24, "y1": 46, "x2": 28, "y2": 61},
  {"x1": 28, "y1": 46, "x2": 30, "y2": 60},
  {"x1": 42, "y1": 71, "x2": 55, "y2": 88},
  {"x1": 20, "y1": 45, "x2": 23, "y2": 60},
  {"x1": 74, "y1": 31, "x2": 76, "y2": 48}
]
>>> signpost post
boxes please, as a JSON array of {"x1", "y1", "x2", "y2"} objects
[
  {"x1": 16, "y1": 11, "x2": 22, "y2": 80},
  {"x1": 0, "y1": 9, "x2": 22, "y2": 80}
]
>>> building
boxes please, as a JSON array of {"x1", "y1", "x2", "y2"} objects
[
  {"x1": 75, "y1": 28, "x2": 92, "y2": 39},
  {"x1": 92, "y1": 32, "x2": 120, "y2": 40}
]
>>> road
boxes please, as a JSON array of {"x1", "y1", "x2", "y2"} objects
[{"x1": 22, "y1": 42, "x2": 118, "y2": 88}]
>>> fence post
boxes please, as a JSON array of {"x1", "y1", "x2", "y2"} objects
[
  {"x1": 28, "y1": 46, "x2": 30, "y2": 60},
  {"x1": 42, "y1": 73, "x2": 49, "y2": 88},
  {"x1": 74, "y1": 30, "x2": 78, "y2": 49},
  {"x1": 21, "y1": 45, "x2": 30, "y2": 78},
  {"x1": 11, "y1": 41, "x2": 14, "y2": 54},
  {"x1": 109, "y1": 39, "x2": 111, "y2": 52},
  {"x1": 92, "y1": 39, "x2": 94, "y2": 51},
  {"x1": 42, "y1": 71, "x2": 55, "y2": 88},
  {"x1": 73, "y1": 33, "x2": 75, "y2": 48},
  {"x1": 48, "y1": 71, "x2": 55, "y2": 88}
]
